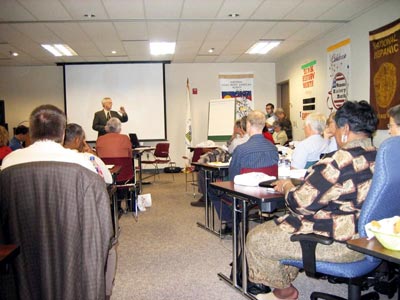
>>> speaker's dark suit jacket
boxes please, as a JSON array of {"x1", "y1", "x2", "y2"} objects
[{"x1": 92, "y1": 110, "x2": 128, "y2": 137}]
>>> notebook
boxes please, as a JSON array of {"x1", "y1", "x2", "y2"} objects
[{"x1": 129, "y1": 133, "x2": 140, "y2": 149}]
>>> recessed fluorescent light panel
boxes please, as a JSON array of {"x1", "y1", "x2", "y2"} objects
[
  {"x1": 41, "y1": 44, "x2": 78, "y2": 57},
  {"x1": 150, "y1": 42, "x2": 176, "y2": 55},
  {"x1": 246, "y1": 40, "x2": 282, "y2": 54}
]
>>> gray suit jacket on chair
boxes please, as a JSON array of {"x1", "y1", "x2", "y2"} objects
[
  {"x1": 92, "y1": 110, "x2": 128, "y2": 136},
  {"x1": 0, "y1": 161, "x2": 113, "y2": 300}
]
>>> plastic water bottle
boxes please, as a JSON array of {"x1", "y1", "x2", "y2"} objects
[
  {"x1": 278, "y1": 155, "x2": 291, "y2": 179},
  {"x1": 90, "y1": 156, "x2": 104, "y2": 177}
]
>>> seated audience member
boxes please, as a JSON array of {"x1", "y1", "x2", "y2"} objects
[
  {"x1": 323, "y1": 112, "x2": 338, "y2": 153},
  {"x1": 1, "y1": 104, "x2": 115, "y2": 299},
  {"x1": 64, "y1": 123, "x2": 113, "y2": 184},
  {"x1": 262, "y1": 125, "x2": 274, "y2": 144},
  {"x1": 275, "y1": 108, "x2": 292, "y2": 140},
  {"x1": 0, "y1": 125, "x2": 12, "y2": 162},
  {"x1": 272, "y1": 121, "x2": 288, "y2": 145},
  {"x1": 227, "y1": 116, "x2": 249, "y2": 154},
  {"x1": 208, "y1": 110, "x2": 279, "y2": 229},
  {"x1": 96, "y1": 117, "x2": 132, "y2": 158},
  {"x1": 387, "y1": 104, "x2": 400, "y2": 136},
  {"x1": 246, "y1": 100, "x2": 378, "y2": 300},
  {"x1": 9, "y1": 125, "x2": 29, "y2": 151},
  {"x1": 291, "y1": 112, "x2": 328, "y2": 169}
]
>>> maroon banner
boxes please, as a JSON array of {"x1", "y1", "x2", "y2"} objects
[{"x1": 369, "y1": 18, "x2": 400, "y2": 129}]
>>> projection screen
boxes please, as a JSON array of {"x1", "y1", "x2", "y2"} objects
[{"x1": 63, "y1": 62, "x2": 167, "y2": 142}]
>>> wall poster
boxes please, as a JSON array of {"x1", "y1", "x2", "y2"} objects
[
  {"x1": 219, "y1": 73, "x2": 254, "y2": 119},
  {"x1": 369, "y1": 18, "x2": 400, "y2": 129},
  {"x1": 326, "y1": 38, "x2": 351, "y2": 111}
]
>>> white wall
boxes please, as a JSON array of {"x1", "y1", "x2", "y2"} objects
[
  {"x1": 0, "y1": 63, "x2": 276, "y2": 167},
  {"x1": 275, "y1": 0, "x2": 400, "y2": 146}
]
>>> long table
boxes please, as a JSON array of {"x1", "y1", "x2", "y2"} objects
[
  {"x1": 133, "y1": 146, "x2": 156, "y2": 192},
  {"x1": 347, "y1": 237, "x2": 400, "y2": 300},
  {"x1": 211, "y1": 181, "x2": 285, "y2": 299},
  {"x1": 192, "y1": 162, "x2": 229, "y2": 236}
]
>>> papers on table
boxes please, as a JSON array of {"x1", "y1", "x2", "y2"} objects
[
  {"x1": 207, "y1": 162, "x2": 230, "y2": 167},
  {"x1": 106, "y1": 164, "x2": 114, "y2": 169},
  {"x1": 234, "y1": 172, "x2": 276, "y2": 187}
]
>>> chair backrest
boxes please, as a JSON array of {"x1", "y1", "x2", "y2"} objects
[
  {"x1": 101, "y1": 157, "x2": 134, "y2": 183},
  {"x1": 154, "y1": 143, "x2": 170, "y2": 158},
  {"x1": 0, "y1": 161, "x2": 112, "y2": 300},
  {"x1": 240, "y1": 165, "x2": 278, "y2": 177},
  {"x1": 191, "y1": 147, "x2": 203, "y2": 163},
  {"x1": 358, "y1": 137, "x2": 400, "y2": 237}
]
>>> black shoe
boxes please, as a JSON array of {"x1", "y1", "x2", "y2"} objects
[
  {"x1": 220, "y1": 226, "x2": 232, "y2": 235},
  {"x1": 248, "y1": 283, "x2": 271, "y2": 295},
  {"x1": 191, "y1": 198, "x2": 205, "y2": 207}
]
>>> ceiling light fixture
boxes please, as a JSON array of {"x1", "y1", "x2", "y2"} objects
[
  {"x1": 41, "y1": 44, "x2": 78, "y2": 57},
  {"x1": 228, "y1": 13, "x2": 240, "y2": 18},
  {"x1": 111, "y1": 50, "x2": 117, "y2": 54},
  {"x1": 9, "y1": 51, "x2": 18, "y2": 57},
  {"x1": 246, "y1": 40, "x2": 282, "y2": 55},
  {"x1": 84, "y1": 13, "x2": 96, "y2": 18},
  {"x1": 208, "y1": 48, "x2": 215, "y2": 53},
  {"x1": 150, "y1": 42, "x2": 176, "y2": 55}
]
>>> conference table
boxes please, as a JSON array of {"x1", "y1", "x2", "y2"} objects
[
  {"x1": 347, "y1": 237, "x2": 400, "y2": 300},
  {"x1": 211, "y1": 181, "x2": 285, "y2": 299},
  {"x1": 132, "y1": 146, "x2": 156, "y2": 193},
  {"x1": 192, "y1": 162, "x2": 230, "y2": 236}
]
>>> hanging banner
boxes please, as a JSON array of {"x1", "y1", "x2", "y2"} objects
[
  {"x1": 302, "y1": 60, "x2": 316, "y2": 89},
  {"x1": 219, "y1": 73, "x2": 254, "y2": 119},
  {"x1": 326, "y1": 38, "x2": 351, "y2": 111},
  {"x1": 369, "y1": 18, "x2": 400, "y2": 129}
]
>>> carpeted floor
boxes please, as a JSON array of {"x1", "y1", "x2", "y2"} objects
[{"x1": 111, "y1": 173, "x2": 394, "y2": 300}]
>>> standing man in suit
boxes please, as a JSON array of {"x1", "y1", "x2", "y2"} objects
[{"x1": 92, "y1": 97, "x2": 128, "y2": 137}]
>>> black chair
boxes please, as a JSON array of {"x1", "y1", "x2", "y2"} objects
[{"x1": 281, "y1": 136, "x2": 400, "y2": 300}]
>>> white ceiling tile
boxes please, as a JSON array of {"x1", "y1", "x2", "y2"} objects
[
  {"x1": 284, "y1": 0, "x2": 343, "y2": 20},
  {"x1": 147, "y1": 21, "x2": 179, "y2": 41},
  {"x1": 144, "y1": 0, "x2": 183, "y2": 19},
  {"x1": 80, "y1": 22, "x2": 120, "y2": 42},
  {"x1": 215, "y1": 55, "x2": 240, "y2": 63},
  {"x1": 114, "y1": 22, "x2": 148, "y2": 41},
  {"x1": 123, "y1": 41, "x2": 149, "y2": 56},
  {"x1": 60, "y1": 0, "x2": 108, "y2": 19},
  {"x1": 318, "y1": 0, "x2": 383, "y2": 21},
  {"x1": 175, "y1": 41, "x2": 201, "y2": 55},
  {"x1": 12, "y1": 23, "x2": 61, "y2": 43},
  {"x1": 17, "y1": 0, "x2": 72, "y2": 20},
  {"x1": 216, "y1": 0, "x2": 264, "y2": 19},
  {"x1": 177, "y1": 21, "x2": 212, "y2": 42},
  {"x1": 262, "y1": 22, "x2": 307, "y2": 40},
  {"x1": 205, "y1": 21, "x2": 244, "y2": 41},
  {"x1": 251, "y1": 0, "x2": 303, "y2": 19},
  {"x1": 102, "y1": 0, "x2": 145, "y2": 19},
  {"x1": 181, "y1": 0, "x2": 223, "y2": 18},
  {"x1": 199, "y1": 41, "x2": 230, "y2": 55},
  {"x1": 0, "y1": 0, "x2": 35, "y2": 21}
]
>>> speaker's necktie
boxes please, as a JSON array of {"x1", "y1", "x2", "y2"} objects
[{"x1": 106, "y1": 112, "x2": 111, "y2": 120}]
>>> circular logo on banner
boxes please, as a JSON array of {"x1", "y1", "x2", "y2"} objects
[{"x1": 328, "y1": 72, "x2": 348, "y2": 109}]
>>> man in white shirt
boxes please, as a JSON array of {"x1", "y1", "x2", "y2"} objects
[
  {"x1": 291, "y1": 112, "x2": 329, "y2": 169},
  {"x1": 2, "y1": 104, "x2": 116, "y2": 299}
]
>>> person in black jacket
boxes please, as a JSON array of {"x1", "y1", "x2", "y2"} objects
[{"x1": 92, "y1": 97, "x2": 128, "y2": 137}]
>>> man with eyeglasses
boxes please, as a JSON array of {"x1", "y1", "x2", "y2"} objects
[{"x1": 387, "y1": 104, "x2": 400, "y2": 136}]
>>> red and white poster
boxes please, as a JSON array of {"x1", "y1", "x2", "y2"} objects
[{"x1": 326, "y1": 39, "x2": 351, "y2": 111}]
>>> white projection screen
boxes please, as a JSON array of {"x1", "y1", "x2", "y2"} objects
[{"x1": 64, "y1": 62, "x2": 167, "y2": 142}]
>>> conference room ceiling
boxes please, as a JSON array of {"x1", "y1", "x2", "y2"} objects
[{"x1": 0, "y1": 0, "x2": 385, "y2": 66}]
